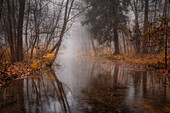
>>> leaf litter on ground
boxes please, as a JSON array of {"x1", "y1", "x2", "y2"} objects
[{"x1": 0, "y1": 62, "x2": 33, "y2": 87}]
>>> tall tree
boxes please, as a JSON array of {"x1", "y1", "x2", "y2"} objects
[
  {"x1": 50, "y1": 0, "x2": 75, "y2": 57},
  {"x1": 0, "y1": 0, "x2": 77, "y2": 62},
  {"x1": 83, "y1": 0, "x2": 129, "y2": 55},
  {"x1": 128, "y1": 0, "x2": 144, "y2": 54},
  {"x1": 17, "y1": 0, "x2": 26, "y2": 61},
  {"x1": 0, "y1": 0, "x2": 25, "y2": 61},
  {"x1": 143, "y1": 0, "x2": 149, "y2": 54},
  {"x1": 0, "y1": 0, "x2": 3, "y2": 18}
]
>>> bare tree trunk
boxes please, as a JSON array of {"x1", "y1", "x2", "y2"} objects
[
  {"x1": 163, "y1": 0, "x2": 168, "y2": 17},
  {"x1": 12, "y1": 0, "x2": 17, "y2": 54},
  {"x1": 142, "y1": 0, "x2": 149, "y2": 54},
  {"x1": 25, "y1": 0, "x2": 31, "y2": 50},
  {"x1": 45, "y1": 10, "x2": 63, "y2": 52},
  {"x1": 50, "y1": 0, "x2": 74, "y2": 55},
  {"x1": 30, "y1": 1, "x2": 40, "y2": 59},
  {"x1": 30, "y1": 30, "x2": 39, "y2": 59},
  {"x1": 153, "y1": 0, "x2": 158, "y2": 22},
  {"x1": 90, "y1": 34, "x2": 97, "y2": 56},
  {"x1": 164, "y1": 19, "x2": 168, "y2": 68},
  {"x1": 17, "y1": 0, "x2": 25, "y2": 61},
  {"x1": 165, "y1": 31, "x2": 168, "y2": 68},
  {"x1": 129, "y1": 0, "x2": 141, "y2": 54},
  {"x1": 113, "y1": 28, "x2": 120, "y2": 55},
  {"x1": 7, "y1": 0, "x2": 15, "y2": 62},
  {"x1": 122, "y1": 33, "x2": 126, "y2": 54},
  {"x1": 0, "y1": 0, "x2": 3, "y2": 19},
  {"x1": 49, "y1": 0, "x2": 75, "y2": 66}
]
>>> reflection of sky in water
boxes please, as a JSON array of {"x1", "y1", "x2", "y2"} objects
[
  {"x1": 23, "y1": 19, "x2": 91, "y2": 113},
  {"x1": 0, "y1": 18, "x2": 169, "y2": 113},
  {"x1": 55, "y1": 18, "x2": 91, "y2": 96}
]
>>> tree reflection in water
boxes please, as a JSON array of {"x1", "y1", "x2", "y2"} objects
[
  {"x1": 0, "y1": 80, "x2": 26, "y2": 113},
  {"x1": 0, "y1": 61, "x2": 169, "y2": 113},
  {"x1": 81, "y1": 64, "x2": 170, "y2": 113},
  {"x1": 24, "y1": 68, "x2": 71, "y2": 113}
]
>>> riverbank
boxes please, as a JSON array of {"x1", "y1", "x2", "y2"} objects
[
  {"x1": 0, "y1": 61, "x2": 41, "y2": 87},
  {"x1": 0, "y1": 52, "x2": 56, "y2": 87},
  {"x1": 0, "y1": 51, "x2": 170, "y2": 113},
  {"x1": 1, "y1": 51, "x2": 169, "y2": 87},
  {"x1": 89, "y1": 53, "x2": 170, "y2": 76}
]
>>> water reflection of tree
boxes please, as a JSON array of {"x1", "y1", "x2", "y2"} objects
[
  {"x1": 83, "y1": 63, "x2": 170, "y2": 112},
  {"x1": 24, "y1": 69, "x2": 71, "y2": 113},
  {"x1": 113, "y1": 65, "x2": 119, "y2": 89},
  {"x1": 0, "y1": 80, "x2": 26, "y2": 113},
  {"x1": 83, "y1": 64, "x2": 131, "y2": 112},
  {"x1": 0, "y1": 63, "x2": 169, "y2": 113}
]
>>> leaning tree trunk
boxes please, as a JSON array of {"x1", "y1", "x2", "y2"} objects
[{"x1": 49, "y1": 0, "x2": 75, "y2": 67}]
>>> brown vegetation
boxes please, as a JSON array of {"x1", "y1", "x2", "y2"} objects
[
  {"x1": 90, "y1": 51, "x2": 170, "y2": 76},
  {"x1": 0, "y1": 47, "x2": 55, "y2": 87}
]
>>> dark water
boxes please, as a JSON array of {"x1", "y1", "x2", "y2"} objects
[
  {"x1": 0, "y1": 21, "x2": 170, "y2": 113},
  {"x1": 0, "y1": 54, "x2": 169, "y2": 113}
]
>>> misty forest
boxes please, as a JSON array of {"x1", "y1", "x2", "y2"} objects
[{"x1": 0, "y1": 0, "x2": 170, "y2": 113}]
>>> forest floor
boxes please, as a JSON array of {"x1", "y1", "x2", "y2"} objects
[
  {"x1": 89, "y1": 53, "x2": 170, "y2": 76},
  {"x1": 0, "y1": 52, "x2": 55, "y2": 87},
  {"x1": 0, "y1": 61, "x2": 45, "y2": 88}
]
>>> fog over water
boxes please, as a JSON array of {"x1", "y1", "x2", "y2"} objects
[{"x1": 0, "y1": 17, "x2": 169, "y2": 113}]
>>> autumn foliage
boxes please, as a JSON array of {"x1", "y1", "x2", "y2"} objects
[
  {"x1": 0, "y1": 49, "x2": 55, "y2": 87},
  {"x1": 144, "y1": 17, "x2": 170, "y2": 68}
]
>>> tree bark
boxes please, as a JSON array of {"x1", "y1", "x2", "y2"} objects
[
  {"x1": 122, "y1": 33, "x2": 126, "y2": 54},
  {"x1": 50, "y1": 0, "x2": 74, "y2": 55},
  {"x1": 7, "y1": 0, "x2": 15, "y2": 61},
  {"x1": 164, "y1": 21, "x2": 168, "y2": 68},
  {"x1": 129, "y1": 0, "x2": 141, "y2": 54},
  {"x1": 113, "y1": 28, "x2": 120, "y2": 55},
  {"x1": 90, "y1": 34, "x2": 97, "y2": 56},
  {"x1": 163, "y1": 0, "x2": 168, "y2": 17},
  {"x1": 25, "y1": 0, "x2": 31, "y2": 50},
  {"x1": 0, "y1": 0, "x2": 3, "y2": 18},
  {"x1": 142, "y1": 0, "x2": 149, "y2": 54},
  {"x1": 17, "y1": 0, "x2": 26, "y2": 61}
]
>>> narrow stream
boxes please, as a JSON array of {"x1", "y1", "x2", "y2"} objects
[{"x1": 0, "y1": 20, "x2": 169, "y2": 113}]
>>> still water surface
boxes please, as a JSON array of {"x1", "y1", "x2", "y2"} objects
[
  {"x1": 0, "y1": 20, "x2": 169, "y2": 113},
  {"x1": 0, "y1": 54, "x2": 169, "y2": 113}
]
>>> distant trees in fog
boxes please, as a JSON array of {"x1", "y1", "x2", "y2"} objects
[{"x1": 83, "y1": 0, "x2": 169, "y2": 56}]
